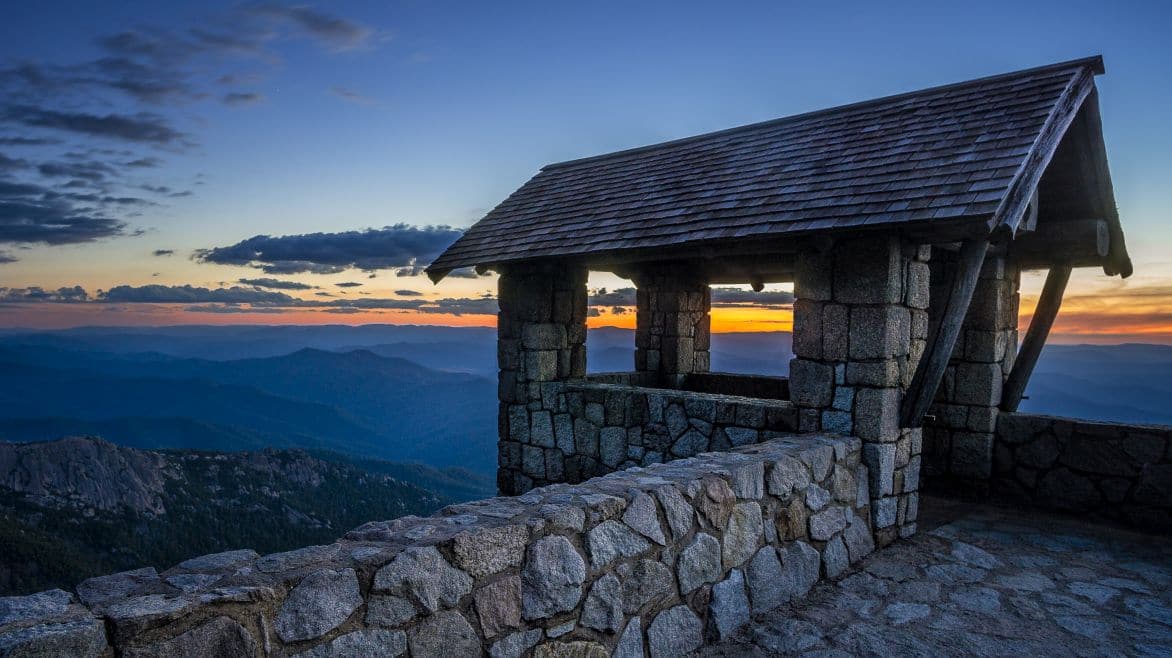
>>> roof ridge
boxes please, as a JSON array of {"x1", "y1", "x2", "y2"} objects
[{"x1": 541, "y1": 55, "x2": 1104, "y2": 173}]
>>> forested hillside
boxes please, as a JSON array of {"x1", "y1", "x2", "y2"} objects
[{"x1": 0, "y1": 437, "x2": 488, "y2": 596}]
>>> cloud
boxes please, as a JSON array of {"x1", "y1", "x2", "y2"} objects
[
  {"x1": 590, "y1": 287, "x2": 636, "y2": 306},
  {"x1": 0, "y1": 153, "x2": 27, "y2": 171},
  {"x1": 251, "y1": 5, "x2": 374, "y2": 51},
  {"x1": 335, "y1": 281, "x2": 363, "y2": 288},
  {"x1": 100, "y1": 284, "x2": 296, "y2": 304},
  {"x1": 2, "y1": 105, "x2": 190, "y2": 146},
  {"x1": 256, "y1": 260, "x2": 347, "y2": 275},
  {"x1": 139, "y1": 184, "x2": 193, "y2": 198},
  {"x1": 153, "y1": 249, "x2": 174, "y2": 256},
  {"x1": 223, "y1": 92, "x2": 264, "y2": 106},
  {"x1": 3, "y1": 272, "x2": 500, "y2": 317},
  {"x1": 239, "y1": 277, "x2": 315, "y2": 290},
  {"x1": 183, "y1": 303, "x2": 287, "y2": 314},
  {"x1": 712, "y1": 287, "x2": 794, "y2": 309},
  {"x1": 395, "y1": 289, "x2": 423, "y2": 297},
  {"x1": 330, "y1": 86, "x2": 376, "y2": 105},
  {"x1": 196, "y1": 224, "x2": 464, "y2": 273},
  {"x1": 87, "y1": 55, "x2": 201, "y2": 104},
  {"x1": 586, "y1": 286, "x2": 794, "y2": 311},
  {"x1": 0, "y1": 136, "x2": 59, "y2": 146},
  {"x1": 0, "y1": 251, "x2": 17, "y2": 264},
  {"x1": 0, "y1": 182, "x2": 127, "y2": 245},
  {"x1": 37, "y1": 160, "x2": 119, "y2": 182},
  {"x1": 321, "y1": 296, "x2": 497, "y2": 315},
  {"x1": 0, "y1": 285, "x2": 88, "y2": 302},
  {"x1": 0, "y1": 6, "x2": 382, "y2": 259}
]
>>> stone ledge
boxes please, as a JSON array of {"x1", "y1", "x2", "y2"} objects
[{"x1": 0, "y1": 434, "x2": 873, "y2": 658}]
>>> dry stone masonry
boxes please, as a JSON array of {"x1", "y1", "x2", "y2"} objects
[
  {"x1": 0, "y1": 435, "x2": 874, "y2": 657},
  {"x1": 497, "y1": 263, "x2": 589, "y2": 495},
  {"x1": 789, "y1": 236, "x2": 930, "y2": 546},
  {"x1": 992, "y1": 413, "x2": 1172, "y2": 529}
]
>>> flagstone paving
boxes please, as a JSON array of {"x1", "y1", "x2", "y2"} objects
[{"x1": 699, "y1": 495, "x2": 1172, "y2": 657}]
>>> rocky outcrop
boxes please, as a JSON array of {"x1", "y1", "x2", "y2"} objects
[
  {"x1": 0, "y1": 437, "x2": 448, "y2": 598},
  {"x1": 0, "y1": 437, "x2": 170, "y2": 515},
  {"x1": 0, "y1": 434, "x2": 873, "y2": 656}
]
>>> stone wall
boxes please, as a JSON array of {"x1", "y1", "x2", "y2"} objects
[
  {"x1": 923, "y1": 255, "x2": 1020, "y2": 494},
  {"x1": 789, "y1": 236, "x2": 929, "y2": 545},
  {"x1": 0, "y1": 435, "x2": 874, "y2": 658},
  {"x1": 500, "y1": 378, "x2": 800, "y2": 494},
  {"x1": 992, "y1": 413, "x2": 1172, "y2": 530}
]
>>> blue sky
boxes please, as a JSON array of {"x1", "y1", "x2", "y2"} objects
[{"x1": 1, "y1": 1, "x2": 1170, "y2": 336}]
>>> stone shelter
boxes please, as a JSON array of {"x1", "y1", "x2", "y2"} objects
[
  {"x1": 429, "y1": 55, "x2": 1135, "y2": 545},
  {"x1": 7, "y1": 55, "x2": 1169, "y2": 658}
]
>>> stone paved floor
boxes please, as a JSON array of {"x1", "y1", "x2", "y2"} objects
[{"x1": 700, "y1": 495, "x2": 1172, "y2": 657}]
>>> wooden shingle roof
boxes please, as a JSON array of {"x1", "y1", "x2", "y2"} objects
[{"x1": 429, "y1": 56, "x2": 1127, "y2": 281}]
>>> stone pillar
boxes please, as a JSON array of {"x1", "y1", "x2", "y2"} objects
[
  {"x1": 496, "y1": 262, "x2": 588, "y2": 495},
  {"x1": 633, "y1": 265, "x2": 711, "y2": 387},
  {"x1": 923, "y1": 255, "x2": 1019, "y2": 494},
  {"x1": 789, "y1": 236, "x2": 930, "y2": 546}
]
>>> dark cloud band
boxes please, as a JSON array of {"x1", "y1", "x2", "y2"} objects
[{"x1": 196, "y1": 224, "x2": 464, "y2": 274}]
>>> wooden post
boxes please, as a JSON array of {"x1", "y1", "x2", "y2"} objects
[
  {"x1": 1000, "y1": 265, "x2": 1072, "y2": 412},
  {"x1": 900, "y1": 238, "x2": 990, "y2": 428}
]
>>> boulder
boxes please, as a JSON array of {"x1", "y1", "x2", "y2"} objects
[
  {"x1": 374, "y1": 546, "x2": 473, "y2": 613},
  {"x1": 275, "y1": 568, "x2": 362, "y2": 642},
  {"x1": 522, "y1": 536, "x2": 586, "y2": 619}
]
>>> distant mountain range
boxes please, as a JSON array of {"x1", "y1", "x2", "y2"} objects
[
  {"x1": 0, "y1": 437, "x2": 491, "y2": 596},
  {"x1": 0, "y1": 339, "x2": 500, "y2": 473},
  {"x1": 0, "y1": 325, "x2": 1167, "y2": 459},
  {"x1": 0, "y1": 324, "x2": 1167, "y2": 596}
]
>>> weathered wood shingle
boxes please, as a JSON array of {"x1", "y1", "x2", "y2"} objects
[{"x1": 429, "y1": 57, "x2": 1110, "y2": 280}]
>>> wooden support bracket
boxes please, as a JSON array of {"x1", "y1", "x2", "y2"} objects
[
  {"x1": 900, "y1": 238, "x2": 991, "y2": 428},
  {"x1": 1000, "y1": 265, "x2": 1073, "y2": 412}
]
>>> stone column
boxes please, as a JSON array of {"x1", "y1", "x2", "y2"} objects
[
  {"x1": 789, "y1": 236, "x2": 930, "y2": 546},
  {"x1": 496, "y1": 262, "x2": 588, "y2": 495},
  {"x1": 633, "y1": 265, "x2": 711, "y2": 387},
  {"x1": 923, "y1": 255, "x2": 1019, "y2": 494}
]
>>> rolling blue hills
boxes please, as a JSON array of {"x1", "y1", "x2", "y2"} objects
[
  {"x1": 0, "y1": 326, "x2": 1168, "y2": 479},
  {"x1": 0, "y1": 340, "x2": 499, "y2": 473}
]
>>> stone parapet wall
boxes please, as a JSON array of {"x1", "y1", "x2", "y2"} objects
[
  {"x1": 499, "y1": 380, "x2": 800, "y2": 495},
  {"x1": 582, "y1": 373, "x2": 788, "y2": 401},
  {"x1": 991, "y1": 413, "x2": 1172, "y2": 530},
  {"x1": 676, "y1": 373, "x2": 789, "y2": 401},
  {"x1": 0, "y1": 435, "x2": 874, "y2": 657}
]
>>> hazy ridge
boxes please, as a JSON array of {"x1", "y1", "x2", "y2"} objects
[{"x1": 0, "y1": 324, "x2": 1167, "y2": 596}]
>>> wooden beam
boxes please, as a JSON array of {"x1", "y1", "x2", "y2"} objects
[
  {"x1": 1010, "y1": 218, "x2": 1109, "y2": 270},
  {"x1": 1000, "y1": 265, "x2": 1072, "y2": 412},
  {"x1": 989, "y1": 68, "x2": 1095, "y2": 234},
  {"x1": 900, "y1": 238, "x2": 990, "y2": 428}
]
